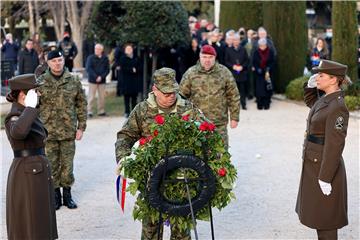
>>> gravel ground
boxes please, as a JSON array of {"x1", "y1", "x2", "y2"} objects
[{"x1": 1, "y1": 99, "x2": 359, "y2": 240}]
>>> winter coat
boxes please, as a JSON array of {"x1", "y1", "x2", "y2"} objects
[
  {"x1": 225, "y1": 46, "x2": 249, "y2": 83},
  {"x1": 18, "y1": 49, "x2": 39, "y2": 74},
  {"x1": 5, "y1": 102, "x2": 58, "y2": 240},
  {"x1": 1, "y1": 41, "x2": 20, "y2": 62},
  {"x1": 296, "y1": 86, "x2": 349, "y2": 230},
  {"x1": 85, "y1": 54, "x2": 110, "y2": 84},
  {"x1": 118, "y1": 55, "x2": 141, "y2": 95},
  {"x1": 252, "y1": 47, "x2": 275, "y2": 98}
]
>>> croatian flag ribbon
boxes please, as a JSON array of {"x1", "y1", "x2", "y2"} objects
[{"x1": 116, "y1": 175, "x2": 127, "y2": 212}]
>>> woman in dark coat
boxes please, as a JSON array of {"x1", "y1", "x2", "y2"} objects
[
  {"x1": 118, "y1": 44, "x2": 141, "y2": 117},
  {"x1": 4, "y1": 74, "x2": 58, "y2": 240},
  {"x1": 252, "y1": 38, "x2": 275, "y2": 110},
  {"x1": 296, "y1": 60, "x2": 350, "y2": 240}
]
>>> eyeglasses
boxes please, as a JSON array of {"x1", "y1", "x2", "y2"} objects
[{"x1": 159, "y1": 90, "x2": 176, "y2": 98}]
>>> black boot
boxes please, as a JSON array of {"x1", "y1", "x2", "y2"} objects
[
  {"x1": 54, "y1": 188, "x2": 62, "y2": 210},
  {"x1": 63, "y1": 187, "x2": 77, "y2": 209}
]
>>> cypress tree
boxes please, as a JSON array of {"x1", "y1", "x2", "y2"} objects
[
  {"x1": 332, "y1": 1, "x2": 358, "y2": 83},
  {"x1": 263, "y1": 1, "x2": 307, "y2": 92},
  {"x1": 220, "y1": 1, "x2": 263, "y2": 31}
]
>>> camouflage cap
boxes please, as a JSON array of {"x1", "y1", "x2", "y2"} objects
[
  {"x1": 8, "y1": 74, "x2": 42, "y2": 90},
  {"x1": 153, "y1": 67, "x2": 179, "y2": 93}
]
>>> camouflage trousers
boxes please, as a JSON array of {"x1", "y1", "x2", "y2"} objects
[
  {"x1": 216, "y1": 125, "x2": 228, "y2": 150},
  {"x1": 141, "y1": 217, "x2": 191, "y2": 240},
  {"x1": 45, "y1": 140, "x2": 75, "y2": 188}
]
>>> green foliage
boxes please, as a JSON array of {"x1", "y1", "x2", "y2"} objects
[
  {"x1": 116, "y1": 2, "x2": 190, "y2": 49},
  {"x1": 122, "y1": 114, "x2": 237, "y2": 232},
  {"x1": 87, "y1": 1, "x2": 126, "y2": 46},
  {"x1": 344, "y1": 95, "x2": 360, "y2": 111},
  {"x1": 220, "y1": 1, "x2": 263, "y2": 31},
  {"x1": 332, "y1": 2, "x2": 358, "y2": 82},
  {"x1": 285, "y1": 76, "x2": 308, "y2": 101},
  {"x1": 346, "y1": 80, "x2": 360, "y2": 97},
  {"x1": 263, "y1": 1, "x2": 307, "y2": 93}
]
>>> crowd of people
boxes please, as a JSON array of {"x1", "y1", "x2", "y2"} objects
[{"x1": 1, "y1": 15, "x2": 354, "y2": 240}]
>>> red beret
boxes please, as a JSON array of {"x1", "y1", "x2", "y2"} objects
[
  {"x1": 201, "y1": 45, "x2": 217, "y2": 57},
  {"x1": 63, "y1": 31, "x2": 70, "y2": 37}
]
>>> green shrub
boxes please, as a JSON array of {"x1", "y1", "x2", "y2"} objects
[
  {"x1": 285, "y1": 76, "x2": 308, "y2": 101},
  {"x1": 345, "y1": 95, "x2": 360, "y2": 111},
  {"x1": 345, "y1": 80, "x2": 360, "y2": 97}
]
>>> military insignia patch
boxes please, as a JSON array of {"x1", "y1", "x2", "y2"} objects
[{"x1": 335, "y1": 116, "x2": 344, "y2": 130}]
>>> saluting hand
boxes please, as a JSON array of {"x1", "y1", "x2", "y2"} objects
[{"x1": 24, "y1": 89, "x2": 38, "y2": 108}]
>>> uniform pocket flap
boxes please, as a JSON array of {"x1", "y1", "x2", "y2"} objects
[
  {"x1": 24, "y1": 162, "x2": 43, "y2": 175},
  {"x1": 305, "y1": 149, "x2": 322, "y2": 163}
]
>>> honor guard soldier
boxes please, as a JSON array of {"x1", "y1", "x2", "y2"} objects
[
  {"x1": 296, "y1": 60, "x2": 352, "y2": 240},
  {"x1": 4, "y1": 74, "x2": 58, "y2": 239}
]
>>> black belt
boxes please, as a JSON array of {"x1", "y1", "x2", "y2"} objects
[
  {"x1": 307, "y1": 135, "x2": 325, "y2": 145},
  {"x1": 13, "y1": 148, "x2": 45, "y2": 158}
]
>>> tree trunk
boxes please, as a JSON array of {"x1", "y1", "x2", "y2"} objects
[
  {"x1": 34, "y1": 0, "x2": 41, "y2": 33},
  {"x1": 65, "y1": 1, "x2": 93, "y2": 69},
  {"x1": 151, "y1": 51, "x2": 158, "y2": 78},
  {"x1": 48, "y1": 1, "x2": 65, "y2": 41},
  {"x1": 28, "y1": 1, "x2": 35, "y2": 36}
]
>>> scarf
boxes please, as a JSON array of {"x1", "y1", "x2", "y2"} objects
[{"x1": 259, "y1": 47, "x2": 270, "y2": 69}]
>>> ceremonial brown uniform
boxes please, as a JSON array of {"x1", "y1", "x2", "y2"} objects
[{"x1": 296, "y1": 60, "x2": 350, "y2": 240}]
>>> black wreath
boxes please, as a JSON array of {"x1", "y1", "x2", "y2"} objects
[{"x1": 146, "y1": 154, "x2": 216, "y2": 217}]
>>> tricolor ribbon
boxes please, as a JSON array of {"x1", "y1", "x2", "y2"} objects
[{"x1": 116, "y1": 175, "x2": 127, "y2": 212}]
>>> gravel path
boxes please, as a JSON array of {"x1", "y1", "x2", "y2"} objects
[{"x1": 1, "y1": 99, "x2": 359, "y2": 239}]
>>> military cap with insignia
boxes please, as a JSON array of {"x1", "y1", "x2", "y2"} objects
[
  {"x1": 47, "y1": 49, "x2": 63, "y2": 60},
  {"x1": 8, "y1": 74, "x2": 42, "y2": 91},
  {"x1": 312, "y1": 59, "x2": 352, "y2": 85},
  {"x1": 153, "y1": 67, "x2": 179, "y2": 93}
]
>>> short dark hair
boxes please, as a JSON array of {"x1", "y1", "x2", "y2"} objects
[{"x1": 6, "y1": 90, "x2": 21, "y2": 103}]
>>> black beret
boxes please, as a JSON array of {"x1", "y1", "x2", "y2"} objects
[
  {"x1": 47, "y1": 50, "x2": 63, "y2": 60},
  {"x1": 8, "y1": 74, "x2": 43, "y2": 91}
]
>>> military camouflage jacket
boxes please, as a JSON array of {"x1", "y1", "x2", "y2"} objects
[
  {"x1": 37, "y1": 69, "x2": 87, "y2": 140},
  {"x1": 180, "y1": 61, "x2": 240, "y2": 127},
  {"x1": 115, "y1": 92, "x2": 205, "y2": 162}
]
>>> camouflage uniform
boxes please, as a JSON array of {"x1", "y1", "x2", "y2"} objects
[
  {"x1": 115, "y1": 68, "x2": 204, "y2": 240},
  {"x1": 180, "y1": 61, "x2": 240, "y2": 148},
  {"x1": 38, "y1": 68, "x2": 87, "y2": 188}
]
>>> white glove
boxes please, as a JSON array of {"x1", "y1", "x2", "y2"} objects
[
  {"x1": 115, "y1": 157, "x2": 126, "y2": 176},
  {"x1": 24, "y1": 89, "x2": 38, "y2": 108},
  {"x1": 307, "y1": 74, "x2": 318, "y2": 88},
  {"x1": 318, "y1": 179, "x2": 332, "y2": 196}
]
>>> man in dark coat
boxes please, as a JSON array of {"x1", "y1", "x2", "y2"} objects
[
  {"x1": 1, "y1": 33, "x2": 20, "y2": 75},
  {"x1": 58, "y1": 32, "x2": 78, "y2": 72},
  {"x1": 5, "y1": 74, "x2": 58, "y2": 240},
  {"x1": 18, "y1": 39, "x2": 39, "y2": 74},
  {"x1": 86, "y1": 43, "x2": 110, "y2": 117},
  {"x1": 119, "y1": 44, "x2": 141, "y2": 117},
  {"x1": 225, "y1": 33, "x2": 249, "y2": 110},
  {"x1": 296, "y1": 60, "x2": 350, "y2": 239}
]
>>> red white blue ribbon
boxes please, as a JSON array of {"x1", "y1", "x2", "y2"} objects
[{"x1": 116, "y1": 175, "x2": 127, "y2": 212}]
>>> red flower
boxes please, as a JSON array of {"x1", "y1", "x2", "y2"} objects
[
  {"x1": 208, "y1": 123, "x2": 216, "y2": 131},
  {"x1": 139, "y1": 137, "x2": 147, "y2": 146},
  {"x1": 181, "y1": 114, "x2": 190, "y2": 121},
  {"x1": 199, "y1": 121, "x2": 209, "y2": 131},
  {"x1": 218, "y1": 168, "x2": 227, "y2": 177},
  {"x1": 153, "y1": 130, "x2": 159, "y2": 136},
  {"x1": 154, "y1": 114, "x2": 165, "y2": 125},
  {"x1": 147, "y1": 136, "x2": 153, "y2": 142}
]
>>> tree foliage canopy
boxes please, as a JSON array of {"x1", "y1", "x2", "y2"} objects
[{"x1": 89, "y1": 1, "x2": 190, "y2": 49}]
